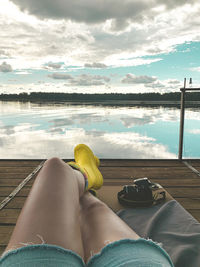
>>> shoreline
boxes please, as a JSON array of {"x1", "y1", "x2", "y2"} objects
[
  {"x1": 0, "y1": 92, "x2": 200, "y2": 107},
  {"x1": 1, "y1": 99, "x2": 200, "y2": 107}
]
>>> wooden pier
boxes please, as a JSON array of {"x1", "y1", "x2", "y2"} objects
[{"x1": 0, "y1": 159, "x2": 200, "y2": 255}]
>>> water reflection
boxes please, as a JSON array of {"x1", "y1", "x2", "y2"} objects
[{"x1": 0, "y1": 101, "x2": 199, "y2": 159}]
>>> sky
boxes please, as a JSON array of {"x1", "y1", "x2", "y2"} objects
[{"x1": 1, "y1": 0, "x2": 200, "y2": 94}]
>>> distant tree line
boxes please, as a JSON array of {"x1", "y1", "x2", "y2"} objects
[{"x1": 0, "y1": 92, "x2": 199, "y2": 102}]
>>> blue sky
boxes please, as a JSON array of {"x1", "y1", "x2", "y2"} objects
[{"x1": 1, "y1": 0, "x2": 200, "y2": 94}]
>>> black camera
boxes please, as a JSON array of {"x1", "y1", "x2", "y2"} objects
[{"x1": 118, "y1": 178, "x2": 165, "y2": 207}]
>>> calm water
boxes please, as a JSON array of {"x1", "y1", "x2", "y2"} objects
[{"x1": 0, "y1": 101, "x2": 199, "y2": 159}]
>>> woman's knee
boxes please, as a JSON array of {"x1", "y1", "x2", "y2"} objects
[
  {"x1": 43, "y1": 157, "x2": 75, "y2": 176},
  {"x1": 44, "y1": 157, "x2": 64, "y2": 167}
]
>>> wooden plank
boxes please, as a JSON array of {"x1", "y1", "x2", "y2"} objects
[
  {"x1": 185, "y1": 160, "x2": 200, "y2": 167},
  {"x1": 99, "y1": 167, "x2": 199, "y2": 179},
  {"x1": 0, "y1": 197, "x2": 26, "y2": 209},
  {"x1": 0, "y1": 246, "x2": 6, "y2": 256},
  {"x1": 0, "y1": 159, "x2": 199, "y2": 167},
  {"x1": 0, "y1": 187, "x2": 31, "y2": 196},
  {"x1": 98, "y1": 160, "x2": 186, "y2": 167},
  {"x1": 92, "y1": 159, "x2": 200, "y2": 167},
  {"x1": 1, "y1": 172, "x2": 197, "y2": 180},
  {"x1": 0, "y1": 164, "x2": 198, "y2": 180},
  {"x1": 0, "y1": 179, "x2": 34, "y2": 186},
  {"x1": 0, "y1": 166, "x2": 196, "y2": 178},
  {"x1": 0, "y1": 165, "x2": 192, "y2": 174},
  {"x1": 175, "y1": 197, "x2": 200, "y2": 209},
  {"x1": 0, "y1": 159, "x2": 184, "y2": 167},
  {"x1": 0, "y1": 226, "x2": 15, "y2": 246},
  {"x1": 0, "y1": 161, "x2": 44, "y2": 210},
  {"x1": 0, "y1": 209, "x2": 20, "y2": 224},
  {"x1": 0, "y1": 167, "x2": 38, "y2": 173},
  {"x1": 103, "y1": 178, "x2": 200, "y2": 186},
  {"x1": 1, "y1": 185, "x2": 200, "y2": 198},
  {"x1": 1, "y1": 177, "x2": 200, "y2": 187},
  {"x1": 0, "y1": 160, "x2": 43, "y2": 167},
  {"x1": 0, "y1": 173, "x2": 36, "y2": 179},
  {"x1": 195, "y1": 167, "x2": 200, "y2": 172},
  {"x1": 188, "y1": 210, "x2": 200, "y2": 222},
  {"x1": 164, "y1": 187, "x2": 200, "y2": 198}
]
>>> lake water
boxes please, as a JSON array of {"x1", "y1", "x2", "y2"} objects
[{"x1": 0, "y1": 101, "x2": 199, "y2": 159}]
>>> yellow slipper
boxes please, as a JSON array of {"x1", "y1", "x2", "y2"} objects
[
  {"x1": 68, "y1": 155, "x2": 99, "y2": 170},
  {"x1": 74, "y1": 144, "x2": 103, "y2": 190}
]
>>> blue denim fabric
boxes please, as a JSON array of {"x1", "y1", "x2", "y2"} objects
[
  {"x1": 87, "y1": 238, "x2": 174, "y2": 267},
  {"x1": 0, "y1": 238, "x2": 174, "y2": 267}
]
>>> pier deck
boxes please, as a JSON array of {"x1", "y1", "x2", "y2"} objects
[{"x1": 0, "y1": 159, "x2": 200, "y2": 255}]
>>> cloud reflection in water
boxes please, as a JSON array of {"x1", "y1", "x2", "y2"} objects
[{"x1": 0, "y1": 101, "x2": 199, "y2": 158}]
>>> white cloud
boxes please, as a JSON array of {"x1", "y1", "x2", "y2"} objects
[
  {"x1": 0, "y1": 123, "x2": 176, "y2": 159},
  {"x1": 70, "y1": 74, "x2": 110, "y2": 86},
  {"x1": 84, "y1": 62, "x2": 107, "y2": 68},
  {"x1": 8, "y1": 0, "x2": 197, "y2": 28},
  {"x1": 45, "y1": 62, "x2": 62, "y2": 69},
  {"x1": 48, "y1": 73, "x2": 110, "y2": 86},
  {"x1": 121, "y1": 74, "x2": 157, "y2": 84},
  {"x1": 188, "y1": 129, "x2": 200, "y2": 135},
  {"x1": 8, "y1": 0, "x2": 155, "y2": 25},
  {"x1": 1, "y1": 0, "x2": 200, "y2": 94},
  {"x1": 48, "y1": 73, "x2": 73, "y2": 80},
  {"x1": 1, "y1": 0, "x2": 200, "y2": 73},
  {"x1": 191, "y1": 67, "x2": 200, "y2": 72},
  {"x1": 0, "y1": 61, "x2": 13, "y2": 72},
  {"x1": 15, "y1": 71, "x2": 31, "y2": 75},
  {"x1": 167, "y1": 79, "x2": 181, "y2": 84},
  {"x1": 145, "y1": 81, "x2": 166, "y2": 88}
]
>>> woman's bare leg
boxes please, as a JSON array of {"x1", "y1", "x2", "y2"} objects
[
  {"x1": 80, "y1": 192, "x2": 140, "y2": 263},
  {"x1": 3, "y1": 157, "x2": 85, "y2": 259}
]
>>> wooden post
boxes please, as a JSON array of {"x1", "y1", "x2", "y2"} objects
[{"x1": 178, "y1": 78, "x2": 186, "y2": 160}]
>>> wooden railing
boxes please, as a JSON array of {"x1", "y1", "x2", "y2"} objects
[{"x1": 178, "y1": 78, "x2": 200, "y2": 160}]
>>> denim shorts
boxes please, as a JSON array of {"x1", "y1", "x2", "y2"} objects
[{"x1": 0, "y1": 238, "x2": 174, "y2": 267}]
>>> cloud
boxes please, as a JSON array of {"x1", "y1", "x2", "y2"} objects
[
  {"x1": 48, "y1": 72, "x2": 110, "y2": 86},
  {"x1": 9, "y1": 0, "x2": 154, "y2": 25},
  {"x1": 9, "y1": 0, "x2": 197, "y2": 29},
  {"x1": 48, "y1": 73, "x2": 73, "y2": 80},
  {"x1": 0, "y1": 123, "x2": 176, "y2": 159},
  {"x1": 15, "y1": 71, "x2": 31, "y2": 75},
  {"x1": 70, "y1": 74, "x2": 110, "y2": 86},
  {"x1": 84, "y1": 62, "x2": 107, "y2": 68},
  {"x1": 1, "y1": 0, "x2": 200, "y2": 72},
  {"x1": 0, "y1": 49, "x2": 10, "y2": 57},
  {"x1": 190, "y1": 67, "x2": 200, "y2": 72},
  {"x1": 145, "y1": 81, "x2": 166, "y2": 88},
  {"x1": 2, "y1": 0, "x2": 200, "y2": 91},
  {"x1": 121, "y1": 116, "x2": 155, "y2": 127},
  {"x1": 167, "y1": 79, "x2": 181, "y2": 84},
  {"x1": 188, "y1": 129, "x2": 200, "y2": 134},
  {"x1": 121, "y1": 74, "x2": 157, "y2": 84},
  {"x1": 0, "y1": 61, "x2": 12, "y2": 72},
  {"x1": 46, "y1": 62, "x2": 62, "y2": 69}
]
